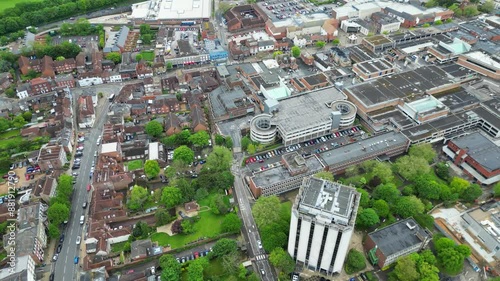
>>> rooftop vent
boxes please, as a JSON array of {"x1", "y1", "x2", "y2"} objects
[{"x1": 406, "y1": 221, "x2": 416, "y2": 230}]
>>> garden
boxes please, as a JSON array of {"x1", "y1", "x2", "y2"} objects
[{"x1": 125, "y1": 159, "x2": 143, "y2": 171}]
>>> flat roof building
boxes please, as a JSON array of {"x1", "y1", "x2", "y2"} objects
[
  {"x1": 457, "y1": 51, "x2": 500, "y2": 80},
  {"x1": 352, "y1": 58, "x2": 395, "y2": 81},
  {"x1": 247, "y1": 152, "x2": 325, "y2": 198},
  {"x1": 364, "y1": 218, "x2": 431, "y2": 268},
  {"x1": 443, "y1": 132, "x2": 500, "y2": 185},
  {"x1": 288, "y1": 177, "x2": 360, "y2": 275},
  {"x1": 249, "y1": 87, "x2": 356, "y2": 146},
  {"x1": 319, "y1": 131, "x2": 410, "y2": 174},
  {"x1": 131, "y1": 0, "x2": 211, "y2": 24}
]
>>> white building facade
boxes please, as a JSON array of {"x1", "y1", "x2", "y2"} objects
[{"x1": 288, "y1": 177, "x2": 360, "y2": 275}]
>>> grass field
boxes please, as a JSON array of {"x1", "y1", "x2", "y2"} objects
[
  {"x1": 0, "y1": 129, "x2": 20, "y2": 140},
  {"x1": 0, "y1": 129, "x2": 22, "y2": 150},
  {"x1": 139, "y1": 51, "x2": 155, "y2": 62},
  {"x1": 125, "y1": 160, "x2": 143, "y2": 171},
  {"x1": 0, "y1": 0, "x2": 41, "y2": 12}
]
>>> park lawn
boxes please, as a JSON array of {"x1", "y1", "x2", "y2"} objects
[
  {"x1": 139, "y1": 51, "x2": 155, "y2": 61},
  {"x1": 0, "y1": 136, "x2": 22, "y2": 150},
  {"x1": 126, "y1": 160, "x2": 143, "y2": 171},
  {"x1": 0, "y1": 0, "x2": 41, "y2": 12},
  {"x1": 152, "y1": 210, "x2": 224, "y2": 249},
  {"x1": 110, "y1": 241, "x2": 127, "y2": 253},
  {"x1": 0, "y1": 129, "x2": 20, "y2": 140}
]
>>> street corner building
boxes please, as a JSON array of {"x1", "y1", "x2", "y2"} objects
[{"x1": 288, "y1": 176, "x2": 360, "y2": 275}]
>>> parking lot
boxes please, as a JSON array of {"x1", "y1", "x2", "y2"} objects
[
  {"x1": 51, "y1": 35, "x2": 99, "y2": 50},
  {"x1": 257, "y1": 0, "x2": 333, "y2": 21},
  {"x1": 244, "y1": 126, "x2": 363, "y2": 173}
]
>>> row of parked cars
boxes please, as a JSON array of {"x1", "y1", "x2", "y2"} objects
[{"x1": 177, "y1": 249, "x2": 212, "y2": 263}]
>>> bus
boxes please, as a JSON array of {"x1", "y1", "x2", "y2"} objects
[
  {"x1": 181, "y1": 21, "x2": 195, "y2": 26},
  {"x1": 108, "y1": 94, "x2": 115, "y2": 102}
]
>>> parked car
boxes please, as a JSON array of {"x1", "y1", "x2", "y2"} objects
[
  {"x1": 74, "y1": 256, "x2": 79, "y2": 264},
  {"x1": 49, "y1": 273, "x2": 55, "y2": 281},
  {"x1": 52, "y1": 254, "x2": 58, "y2": 261},
  {"x1": 82, "y1": 202, "x2": 87, "y2": 208},
  {"x1": 59, "y1": 234, "x2": 65, "y2": 243},
  {"x1": 56, "y1": 244, "x2": 62, "y2": 253},
  {"x1": 76, "y1": 236, "x2": 81, "y2": 245}
]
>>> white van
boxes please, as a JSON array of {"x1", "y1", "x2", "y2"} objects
[{"x1": 80, "y1": 215, "x2": 85, "y2": 225}]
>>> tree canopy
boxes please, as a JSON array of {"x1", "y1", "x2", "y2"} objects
[
  {"x1": 314, "y1": 171, "x2": 334, "y2": 181},
  {"x1": 173, "y1": 145, "x2": 195, "y2": 165},
  {"x1": 161, "y1": 187, "x2": 182, "y2": 208},
  {"x1": 189, "y1": 131, "x2": 210, "y2": 147},
  {"x1": 211, "y1": 238, "x2": 237, "y2": 259},
  {"x1": 47, "y1": 202, "x2": 70, "y2": 225},
  {"x1": 144, "y1": 160, "x2": 160, "y2": 179},
  {"x1": 221, "y1": 213, "x2": 242, "y2": 233},
  {"x1": 373, "y1": 183, "x2": 400, "y2": 204},
  {"x1": 269, "y1": 248, "x2": 295, "y2": 275},
  {"x1": 291, "y1": 46, "x2": 301, "y2": 58},
  {"x1": 252, "y1": 195, "x2": 281, "y2": 228},
  {"x1": 356, "y1": 208, "x2": 380, "y2": 229},
  {"x1": 160, "y1": 254, "x2": 181, "y2": 281},
  {"x1": 371, "y1": 199, "x2": 390, "y2": 218},
  {"x1": 395, "y1": 155, "x2": 430, "y2": 180},
  {"x1": 345, "y1": 249, "x2": 366, "y2": 274},
  {"x1": 205, "y1": 146, "x2": 233, "y2": 172},
  {"x1": 409, "y1": 143, "x2": 436, "y2": 163},
  {"x1": 128, "y1": 185, "x2": 150, "y2": 211},
  {"x1": 393, "y1": 196, "x2": 425, "y2": 218},
  {"x1": 145, "y1": 121, "x2": 164, "y2": 138},
  {"x1": 434, "y1": 237, "x2": 471, "y2": 275}
]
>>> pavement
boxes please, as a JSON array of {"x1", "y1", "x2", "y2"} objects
[{"x1": 50, "y1": 87, "x2": 113, "y2": 281}]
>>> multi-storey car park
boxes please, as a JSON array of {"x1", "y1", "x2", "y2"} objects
[
  {"x1": 288, "y1": 177, "x2": 360, "y2": 276},
  {"x1": 249, "y1": 87, "x2": 357, "y2": 146}
]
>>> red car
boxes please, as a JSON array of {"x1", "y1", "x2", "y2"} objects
[
  {"x1": 87, "y1": 184, "x2": 91, "y2": 191},
  {"x1": 245, "y1": 159, "x2": 250, "y2": 164},
  {"x1": 194, "y1": 252, "x2": 199, "y2": 259}
]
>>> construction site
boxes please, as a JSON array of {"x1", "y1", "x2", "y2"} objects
[{"x1": 432, "y1": 202, "x2": 500, "y2": 279}]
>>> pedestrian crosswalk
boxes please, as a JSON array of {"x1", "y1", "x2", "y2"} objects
[{"x1": 255, "y1": 255, "x2": 266, "y2": 261}]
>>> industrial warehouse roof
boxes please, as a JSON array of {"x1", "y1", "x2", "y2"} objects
[
  {"x1": 345, "y1": 66, "x2": 451, "y2": 108},
  {"x1": 131, "y1": 0, "x2": 211, "y2": 20}
]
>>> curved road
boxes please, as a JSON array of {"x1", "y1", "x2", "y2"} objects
[{"x1": 51, "y1": 90, "x2": 111, "y2": 281}]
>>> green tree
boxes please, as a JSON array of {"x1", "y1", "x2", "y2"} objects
[
  {"x1": 291, "y1": 46, "x2": 301, "y2": 58},
  {"x1": 371, "y1": 161, "x2": 394, "y2": 184},
  {"x1": 128, "y1": 185, "x2": 150, "y2": 211},
  {"x1": 463, "y1": 5, "x2": 479, "y2": 17},
  {"x1": 460, "y1": 183, "x2": 482, "y2": 202},
  {"x1": 22, "y1": 111, "x2": 32, "y2": 122},
  {"x1": 314, "y1": 171, "x2": 334, "y2": 181},
  {"x1": 221, "y1": 213, "x2": 242, "y2": 233},
  {"x1": 141, "y1": 34, "x2": 152, "y2": 44},
  {"x1": 332, "y1": 38, "x2": 340, "y2": 45},
  {"x1": 173, "y1": 145, "x2": 195, "y2": 165},
  {"x1": 145, "y1": 120, "x2": 163, "y2": 138},
  {"x1": 11, "y1": 115, "x2": 27, "y2": 129},
  {"x1": 494, "y1": 182, "x2": 500, "y2": 198},
  {"x1": 155, "y1": 209, "x2": 174, "y2": 226},
  {"x1": 479, "y1": 0, "x2": 495, "y2": 12},
  {"x1": 211, "y1": 238, "x2": 237, "y2": 259},
  {"x1": 222, "y1": 252, "x2": 240, "y2": 275},
  {"x1": 372, "y1": 199, "x2": 390, "y2": 218},
  {"x1": 409, "y1": 143, "x2": 436, "y2": 163},
  {"x1": 345, "y1": 164, "x2": 360, "y2": 177},
  {"x1": 247, "y1": 143, "x2": 256, "y2": 154},
  {"x1": 272, "y1": 50, "x2": 283, "y2": 58},
  {"x1": 48, "y1": 223, "x2": 60, "y2": 239},
  {"x1": 210, "y1": 193, "x2": 229, "y2": 215},
  {"x1": 357, "y1": 188, "x2": 371, "y2": 208},
  {"x1": 225, "y1": 136, "x2": 233, "y2": 149},
  {"x1": 105, "y1": 52, "x2": 121, "y2": 64},
  {"x1": 391, "y1": 255, "x2": 420, "y2": 281},
  {"x1": 214, "y1": 134, "x2": 225, "y2": 146},
  {"x1": 269, "y1": 248, "x2": 296, "y2": 275},
  {"x1": 47, "y1": 202, "x2": 70, "y2": 225},
  {"x1": 160, "y1": 254, "x2": 181, "y2": 281},
  {"x1": 413, "y1": 174, "x2": 442, "y2": 200},
  {"x1": 394, "y1": 196, "x2": 425, "y2": 218},
  {"x1": 218, "y1": 2, "x2": 234, "y2": 13},
  {"x1": 241, "y1": 136, "x2": 251, "y2": 151},
  {"x1": 373, "y1": 183, "x2": 400, "y2": 204},
  {"x1": 189, "y1": 131, "x2": 210, "y2": 147},
  {"x1": 345, "y1": 249, "x2": 366, "y2": 274},
  {"x1": 315, "y1": 41, "x2": 326, "y2": 49},
  {"x1": 356, "y1": 208, "x2": 380, "y2": 229},
  {"x1": 449, "y1": 177, "x2": 469, "y2": 195},
  {"x1": 434, "y1": 20, "x2": 443, "y2": 25},
  {"x1": 187, "y1": 261, "x2": 204, "y2": 281},
  {"x1": 5, "y1": 88, "x2": 15, "y2": 98},
  {"x1": 181, "y1": 219, "x2": 195, "y2": 234},
  {"x1": 435, "y1": 162, "x2": 450, "y2": 181},
  {"x1": 0, "y1": 118, "x2": 10, "y2": 132},
  {"x1": 252, "y1": 195, "x2": 281, "y2": 228},
  {"x1": 395, "y1": 155, "x2": 430, "y2": 180},
  {"x1": 166, "y1": 62, "x2": 173, "y2": 70},
  {"x1": 440, "y1": 184, "x2": 459, "y2": 203},
  {"x1": 135, "y1": 54, "x2": 143, "y2": 62},
  {"x1": 205, "y1": 146, "x2": 233, "y2": 172},
  {"x1": 140, "y1": 24, "x2": 151, "y2": 35},
  {"x1": 144, "y1": 160, "x2": 160, "y2": 179},
  {"x1": 161, "y1": 187, "x2": 182, "y2": 208},
  {"x1": 414, "y1": 213, "x2": 435, "y2": 229},
  {"x1": 238, "y1": 264, "x2": 248, "y2": 279},
  {"x1": 425, "y1": 0, "x2": 438, "y2": 7}
]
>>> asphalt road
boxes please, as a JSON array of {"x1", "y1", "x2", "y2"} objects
[
  {"x1": 232, "y1": 154, "x2": 275, "y2": 281},
  {"x1": 52, "y1": 92, "x2": 111, "y2": 281}
]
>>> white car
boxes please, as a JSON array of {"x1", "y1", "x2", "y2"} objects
[
  {"x1": 76, "y1": 236, "x2": 81, "y2": 245},
  {"x1": 150, "y1": 266, "x2": 155, "y2": 274}
]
